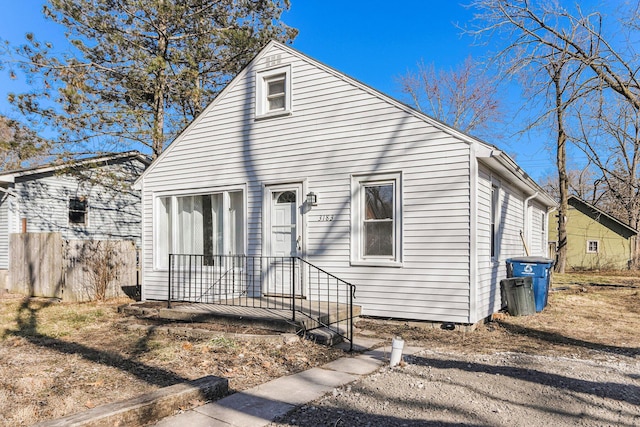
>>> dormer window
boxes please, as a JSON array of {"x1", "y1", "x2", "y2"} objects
[{"x1": 256, "y1": 65, "x2": 291, "y2": 118}]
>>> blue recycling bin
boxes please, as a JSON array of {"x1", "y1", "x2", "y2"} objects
[{"x1": 506, "y1": 257, "x2": 554, "y2": 312}]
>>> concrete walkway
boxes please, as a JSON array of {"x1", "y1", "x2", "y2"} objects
[{"x1": 154, "y1": 339, "x2": 423, "y2": 427}]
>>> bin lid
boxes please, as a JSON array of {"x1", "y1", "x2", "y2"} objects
[{"x1": 507, "y1": 256, "x2": 554, "y2": 264}]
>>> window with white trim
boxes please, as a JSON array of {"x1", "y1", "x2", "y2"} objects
[
  {"x1": 69, "y1": 196, "x2": 88, "y2": 226},
  {"x1": 255, "y1": 65, "x2": 291, "y2": 118},
  {"x1": 155, "y1": 190, "x2": 244, "y2": 269},
  {"x1": 491, "y1": 184, "x2": 499, "y2": 259},
  {"x1": 351, "y1": 173, "x2": 402, "y2": 266},
  {"x1": 587, "y1": 240, "x2": 599, "y2": 253}
]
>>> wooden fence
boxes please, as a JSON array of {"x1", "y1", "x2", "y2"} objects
[{"x1": 8, "y1": 233, "x2": 138, "y2": 302}]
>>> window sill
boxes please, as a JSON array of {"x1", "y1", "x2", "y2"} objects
[
  {"x1": 255, "y1": 110, "x2": 292, "y2": 121},
  {"x1": 350, "y1": 260, "x2": 403, "y2": 268}
]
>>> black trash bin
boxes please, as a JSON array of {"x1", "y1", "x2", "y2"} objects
[
  {"x1": 506, "y1": 257, "x2": 554, "y2": 312},
  {"x1": 500, "y1": 277, "x2": 536, "y2": 316}
]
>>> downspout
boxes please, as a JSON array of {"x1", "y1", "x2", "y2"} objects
[
  {"x1": 522, "y1": 192, "x2": 538, "y2": 256},
  {"x1": 546, "y1": 206, "x2": 557, "y2": 258}
]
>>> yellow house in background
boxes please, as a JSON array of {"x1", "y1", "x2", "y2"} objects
[{"x1": 549, "y1": 196, "x2": 637, "y2": 270}]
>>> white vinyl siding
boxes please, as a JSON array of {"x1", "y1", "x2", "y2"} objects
[
  {"x1": 12, "y1": 159, "x2": 144, "y2": 243},
  {"x1": 0, "y1": 194, "x2": 9, "y2": 269},
  {"x1": 140, "y1": 44, "x2": 473, "y2": 322},
  {"x1": 474, "y1": 163, "x2": 551, "y2": 323}
]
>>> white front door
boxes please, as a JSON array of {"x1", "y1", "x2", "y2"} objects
[{"x1": 265, "y1": 184, "x2": 303, "y2": 295}]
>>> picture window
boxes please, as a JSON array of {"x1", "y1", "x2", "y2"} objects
[{"x1": 155, "y1": 190, "x2": 244, "y2": 269}]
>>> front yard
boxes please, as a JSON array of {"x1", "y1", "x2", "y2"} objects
[{"x1": 0, "y1": 272, "x2": 638, "y2": 426}]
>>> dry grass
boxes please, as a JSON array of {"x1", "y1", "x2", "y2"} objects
[
  {"x1": 355, "y1": 272, "x2": 640, "y2": 360},
  {"x1": 0, "y1": 295, "x2": 343, "y2": 426},
  {"x1": 1, "y1": 272, "x2": 638, "y2": 426}
]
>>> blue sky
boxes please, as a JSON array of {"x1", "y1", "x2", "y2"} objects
[{"x1": 0, "y1": 1, "x2": 559, "y2": 180}]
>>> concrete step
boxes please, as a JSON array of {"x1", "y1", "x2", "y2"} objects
[{"x1": 305, "y1": 326, "x2": 345, "y2": 346}]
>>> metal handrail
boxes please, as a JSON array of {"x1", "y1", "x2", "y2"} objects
[{"x1": 167, "y1": 254, "x2": 356, "y2": 350}]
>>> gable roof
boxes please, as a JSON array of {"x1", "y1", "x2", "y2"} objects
[
  {"x1": 137, "y1": 40, "x2": 555, "y2": 207},
  {"x1": 0, "y1": 151, "x2": 150, "y2": 184},
  {"x1": 568, "y1": 195, "x2": 638, "y2": 238}
]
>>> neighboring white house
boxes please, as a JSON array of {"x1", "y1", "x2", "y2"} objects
[
  {"x1": 0, "y1": 151, "x2": 149, "y2": 287},
  {"x1": 136, "y1": 41, "x2": 556, "y2": 325}
]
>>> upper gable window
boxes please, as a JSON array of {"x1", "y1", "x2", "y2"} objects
[{"x1": 256, "y1": 65, "x2": 291, "y2": 119}]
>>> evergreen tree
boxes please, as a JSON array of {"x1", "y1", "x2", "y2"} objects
[
  {"x1": 7, "y1": 0, "x2": 297, "y2": 159},
  {"x1": 0, "y1": 115, "x2": 50, "y2": 170}
]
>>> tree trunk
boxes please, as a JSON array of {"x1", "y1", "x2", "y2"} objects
[
  {"x1": 151, "y1": 11, "x2": 169, "y2": 160},
  {"x1": 553, "y1": 65, "x2": 569, "y2": 273}
]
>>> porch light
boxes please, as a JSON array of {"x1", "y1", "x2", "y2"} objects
[{"x1": 306, "y1": 191, "x2": 317, "y2": 206}]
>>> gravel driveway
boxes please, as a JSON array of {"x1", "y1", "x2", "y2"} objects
[{"x1": 270, "y1": 349, "x2": 640, "y2": 426}]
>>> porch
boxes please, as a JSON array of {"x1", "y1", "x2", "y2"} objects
[{"x1": 167, "y1": 254, "x2": 358, "y2": 349}]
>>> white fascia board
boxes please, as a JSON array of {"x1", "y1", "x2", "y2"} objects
[
  {"x1": 477, "y1": 149, "x2": 557, "y2": 208},
  {"x1": 3, "y1": 151, "x2": 148, "y2": 182}
]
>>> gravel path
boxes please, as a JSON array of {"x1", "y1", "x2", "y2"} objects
[{"x1": 270, "y1": 350, "x2": 640, "y2": 427}]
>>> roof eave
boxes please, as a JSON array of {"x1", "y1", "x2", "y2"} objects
[
  {"x1": 0, "y1": 151, "x2": 149, "y2": 182},
  {"x1": 478, "y1": 150, "x2": 557, "y2": 208}
]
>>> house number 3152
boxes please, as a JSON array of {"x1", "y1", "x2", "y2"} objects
[{"x1": 317, "y1": 215, "x2": 334, "y2": 222}]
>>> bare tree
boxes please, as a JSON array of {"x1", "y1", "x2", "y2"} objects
[
  {"x1": 547, "y1": 51, "x2": 572, "y2": 273},
  {"x1": 573, "y1": 97, "x2": 640, "y2": 265},
  {"x1": 396, "y1": 56, "x2": 502, "y2": 139},
  {"x1": 469, "y1": 0, "x2": 640, "y2": 270}
]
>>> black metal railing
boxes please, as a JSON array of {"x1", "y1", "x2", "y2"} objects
[{"x1": 168, "y1": 254, "x2": 356, "y2": 350}]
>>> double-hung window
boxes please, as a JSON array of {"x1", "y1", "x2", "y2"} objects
[
  {"x1": 255, "y1": 65, "x2": 291, "y2": 118},
  {"x1": 266, "y1": 75, "x2": 286, "y2": 112},
  {"x1": 351, "y1": 173, "x2": 402, "y2": 266},
  {"x1": 155, "y1": 190, "x2": 244, "y2": 269},
  {"x1": 69, "y1": 196, "x2": 88, "y2": 226},
  {"x1": 587, "y1": 240, "x2": 599, "y2": 253}
]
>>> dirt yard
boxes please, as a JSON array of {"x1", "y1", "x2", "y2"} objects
[
  {"x1": 1, "y1": 272, "x2": 639, "y2": 426},
  {"x1": 0, "y1": 295, "x2": 344, "y2": 426},
  {"x1": 270, "y1": 273, "x2": 640, "y2": 427}
]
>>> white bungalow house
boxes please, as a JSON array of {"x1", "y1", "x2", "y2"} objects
[{"x1": 136, "y1": 41, "x2": 556, "y2": 326}]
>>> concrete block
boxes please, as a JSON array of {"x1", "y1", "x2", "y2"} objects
[{"x1": 35, "y1": 375, "x2": 228, "y2": 427}]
